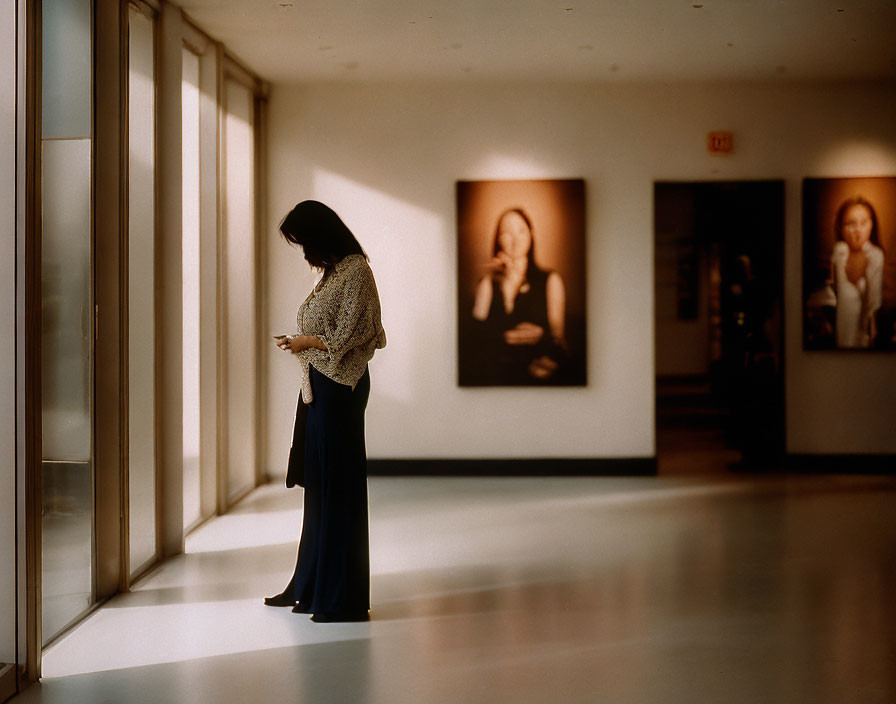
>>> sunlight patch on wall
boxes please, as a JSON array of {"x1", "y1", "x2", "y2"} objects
[{"x1": 312, "y1": 168, "x2": 446, "y2": 406}]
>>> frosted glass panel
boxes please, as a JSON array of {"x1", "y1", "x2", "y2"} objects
[
  {"x1": 41, "y1": 460, "x2": 92, "y2": 643},
  {"x1": 224, "y1": 80, "x2": 256, "y2": 501},
  {"x1": 182, "y1": 49, "x2": 201, "y2": 530},
  {"x1": 41, "y1": 0, "x2": 91, "y2": 139},
  {"x1": 41, "y1": 139, "x2": 91, "y2": 462},
  {"x1": 1, "y1": 0, "x2": 16, "y2": 666},
  {"x1": 128, "y1": 6, "x2": 157, "y2": 576},
  {"x1": 41, "y1": 139, "x2": 93, "y2": 643},
  {"x1": 41, "y1": 0, "x2": 94, "y2": 643}
]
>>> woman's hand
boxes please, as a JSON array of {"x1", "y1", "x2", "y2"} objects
[
  {"x1": 275, "y1": 335, "x2": 297, "y2": 353},
  {"x1": 484, "y1": 251, "x2": 512, "y2": 275},
  {"x1": 503, "y1": 322, "x2": 544, "y2": 346},
  {"x1": 276, "y1": 335, "x2": 326, "y2": 354},
  {"x1": 487, "y1": 252, "x2": 526, "y2": 285},
  {"x1": 528, "y1": 355, "x2": 558, "y2": 379},
  {"x1": 484, "y1": 253, "x2": 529, "y2": 315}
]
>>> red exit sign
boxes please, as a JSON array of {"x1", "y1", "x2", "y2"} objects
[{"x1": 708, "y1": 131, "x2": 734, "y2": 154}]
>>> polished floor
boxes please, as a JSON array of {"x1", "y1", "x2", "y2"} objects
[{"x1": 17, "y1": 473, "x2": 896, "y2": 704}]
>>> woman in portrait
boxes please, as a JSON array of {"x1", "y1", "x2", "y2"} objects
[
  {"x1": 264, "y1": 200, "x2": 386, "y2": 622},
  {"x1": 830, "y1": 196, "x2": 884, "y2": 348},
  {"x1": 469, "y1": 208, "x2": 566, "y2": 383}
]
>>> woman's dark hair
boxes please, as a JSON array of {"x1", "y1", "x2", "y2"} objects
[
  {"x1": 493, "y1": 208, "x2": 539, "y2": 272},
  {"x1": 834, "y1": 195, "x2": 882, "y2": 249},
  {"x1": 279, "y1": 200, "x2": 368, "y2": 268}
]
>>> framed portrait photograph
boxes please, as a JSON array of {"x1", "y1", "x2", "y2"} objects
[
  {"x1": 803, "y1": 177, "x2": 896, "y2": 351},
  {"x1": 457, "y1": 178, "x2": 587, "y2": 386}
]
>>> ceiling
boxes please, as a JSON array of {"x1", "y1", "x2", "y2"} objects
[{"x1": 179, "y1": 0, "x2": 896, "y2": 85}]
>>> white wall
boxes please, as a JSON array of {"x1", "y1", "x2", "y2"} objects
[{"x1": 265, "y1": 80, "x2": 896, "y2": 465}]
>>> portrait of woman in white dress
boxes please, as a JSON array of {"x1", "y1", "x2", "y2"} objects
[
  {"x1": 830, "y1": 196, "x2": 884, "y2": 348},
  {"x1": 802, "y1": 177, "x2": 896, "y2": 351}
]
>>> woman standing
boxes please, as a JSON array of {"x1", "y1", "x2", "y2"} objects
[{"x1": 265, "y1": 200, "x2": 386, "y2": 622}]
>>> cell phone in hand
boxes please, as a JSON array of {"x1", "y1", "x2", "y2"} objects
[{"x1": 273, "y1": 334, "x2": 290, "y2": 340}]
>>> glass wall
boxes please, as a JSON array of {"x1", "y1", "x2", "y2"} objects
[
  {"x1": 2, "y1": 0, "x2": 18, "y2": 683},
  {"x1": 224, "y1": 78, "x2": 257, "y2": 502},
  {"x1": 40, "y1": 0, "x2": 94, "y2": 643},
  {"x1": 127, "y1": 4, "x2": 157, "y2": 578},
  {"x1": 182, "y1": 47, "x2": 202, "y2": 530},
  {"x1": 8, "y1": 2, "x2": 266, "y2": 674}
]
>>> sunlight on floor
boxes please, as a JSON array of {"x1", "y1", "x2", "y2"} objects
[
  {"x1": 41, "y1": 485, "x2": 360, "y2": 677},
  {"x1": 35, "y1": 474, "x2": 896, "y2": 704},
  {"x1": 185, "y1": 509, "x2": 301, "y2": 553},
  {"x1": 47, "y1": 477, "x2": 741, "y2": 676}
]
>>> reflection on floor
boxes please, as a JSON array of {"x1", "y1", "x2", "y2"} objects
[{"x1": 20, "y1": 474, "x2": 896, "y2": 704}]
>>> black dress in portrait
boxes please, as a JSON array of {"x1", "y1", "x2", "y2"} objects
[{"x1": 460, "y1": 267, "x2": 565, "y2": 386}]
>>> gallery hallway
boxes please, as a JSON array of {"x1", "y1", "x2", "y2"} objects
[{"x1": 17, "y1": 474, "x2": 896, "y2": 704}]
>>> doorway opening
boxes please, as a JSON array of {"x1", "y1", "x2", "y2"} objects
[{"x1": 654, "y1": 181, "x2": 785, "y2": 475}]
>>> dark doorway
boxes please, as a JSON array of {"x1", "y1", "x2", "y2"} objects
[{"x1": 654, "y1": 181, "x2": 785, "y2": 475}]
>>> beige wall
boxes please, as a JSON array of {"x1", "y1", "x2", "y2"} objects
[{"x1": 265, "y1": 80, "x2": 896, "y2": 465}]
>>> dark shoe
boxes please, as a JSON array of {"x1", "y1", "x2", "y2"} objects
[
  {"x1": 290, "y1": 602, "x2": 312, "y2": 614},
  {"x1": 310, "y1": 611, "x2": 370, "y2": 623},
  {"x1": 263, "y1": 592, "x2": 296, "y2": 607}
]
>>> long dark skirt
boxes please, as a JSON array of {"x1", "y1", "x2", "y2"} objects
[{"x1": 285, "y1": 364, "x2": 371, "y2": 614}]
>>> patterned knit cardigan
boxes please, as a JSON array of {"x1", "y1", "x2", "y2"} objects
[{"x1": 296, "y1": 253, "x2": 386, "y2": 403}]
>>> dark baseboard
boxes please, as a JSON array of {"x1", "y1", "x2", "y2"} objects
[
  {"x1": 367, "y1": 457, "x2": 657, "y2": 477},
  {"x1": 365, "y1": 455, "x2": 894, "y2": 477},
  {"x1": 784, "y1": 454, "x2": 896, "y2": 475}
]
